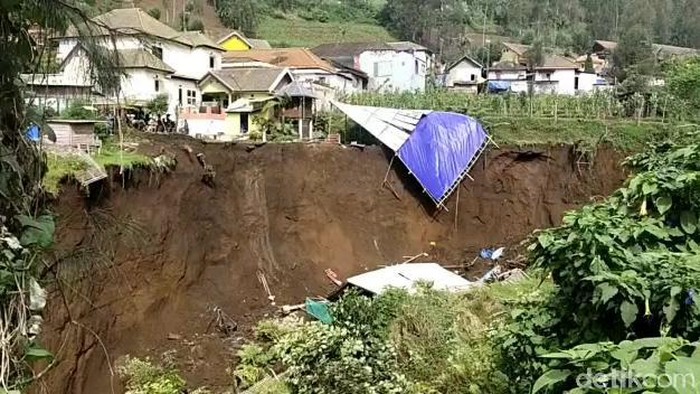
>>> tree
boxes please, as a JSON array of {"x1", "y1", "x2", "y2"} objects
[
  {"x1": 216, "y1": 0, "x2": 260, "y2": 37},
  {"x1": 0, "y1": 0, "x2": 121, "y2": 390},
  {"x1": 147, "y1": 94, "x2": 169, "y2": 118},
  {"x1": 148, "y1": 7, "x2": 161, "y2": 20},
  {"x1": 584, "y1": 54, "x2": 595, "y2": 73},
  {"x1": 612, "y1": 24, "x2": 655, "y2": 81},
  {"x1": 666, "y1": 57, "x2": 700, "y2": 113}
]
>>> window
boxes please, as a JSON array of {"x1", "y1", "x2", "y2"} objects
[
  {"x1": 574, "y1": 76, "x2": 580, "y2": 90},
  {"x1": 373, "y1": 61, "x2": 391, "y2": 77},
  {"x1": 415, "y1": 60, "x2": 419, "y2": 75},
  {"x1": 470, "y1": 74, "x2": 476, "y2": 81},
  {"x1": 178, "y1": 87, "x2": 183, "y2": 105},
  {"x1": 154, "y1": 78, "x2": 160, "y2": 92},
  {"x1": 209, "y1": 55, "x2": 215, "y2": 69},
  {"x1": 186, "y1": 90, "x2": 197, "y2": 105},
  {"x1": 152, "y1": 46, "x2": 163, "y2": 60}
]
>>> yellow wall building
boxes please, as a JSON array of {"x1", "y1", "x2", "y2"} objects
[{"x1": 217, "y1": 31, "x2": 272, "y2": 52}]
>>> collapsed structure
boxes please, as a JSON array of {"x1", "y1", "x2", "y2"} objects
[{"x1": 332, "y1": 101, "x2": 492, "y2": 207}]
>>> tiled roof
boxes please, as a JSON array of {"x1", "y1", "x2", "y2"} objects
[
  {"x1": 539, "y1": 54, "x2": 578, "y2": 69},
  {"x1": 205, "y1": 67, "x2": 290, "y2": 92},
  {"x1": 118, "y1": 48, "x2": 175, "y2": 73},
  {"x1": 223, "y1": 48, "x2": 334, "y2": 72},
  {"x1": 502, "y1": 42, "x2": 532, "y2": 56},
  {"x1": 312, "y1": 41, "x2": 426, "y2": 58},
  {"x1": 173, "y1": 31, "x2": 223, "y2": 50},
  {"x1": 64, "y1": 8, "x2": 222, "y2": 50},
  {"x1": 594, "y1": 39, "x2": 698, "y2": 57}
]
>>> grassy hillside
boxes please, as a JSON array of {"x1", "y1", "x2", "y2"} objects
[
  {"x1": 133, "y1": 0, "x2": 228, "y2": 38},
  {"x1": 107, "y1": 1, "x2": 394, "y2": 47},
  {"x1": 258, "y1": 16, "x2": 395, "y2": 48}
]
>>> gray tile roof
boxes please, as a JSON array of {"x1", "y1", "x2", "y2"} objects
[
  {"x1": 118, "y1": 48, "x2": 175, "y2": 73},
  {"x1": 206, "y1": 67, "x2": 290, "y2": 92}
]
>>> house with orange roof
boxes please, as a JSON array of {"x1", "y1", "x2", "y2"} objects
[{"x1": 222, "y1": 48, "x2": 368, "y2": 108}]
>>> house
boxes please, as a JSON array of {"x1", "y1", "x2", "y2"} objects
[
  {"x1": 217, "y1": 31, "x2": 272, "y2": 52},
  {"x1": 28, "y1": 7, "x2": 224, "y2": 116},
  {"x1": 444, "y1": 55, "x2": 483, "y2": 93},
  {"x1": 222, "y1": 48, "x2": 367, "y2": 108},
  {"x1": 500, "y1": 42, "x2": 532, "y2": 64},
  {"x1": 311, "y1": 41, "x2": 433, "y2": 92},
  {"x1": 592, "y1": 40, "x2": 699, "y2": 60},
  {"x1": 488, "y1": 43, "x2": 590, "y2": 95},
  {"x1": 574, "y1": 54, "x2": 606, "y2": 74},
  {"x1": 194, "y1": 67, "x2": 313, "y2": 140},
  {"x1": 22, "y1": 72, "x2": 97, "y2": 114}
]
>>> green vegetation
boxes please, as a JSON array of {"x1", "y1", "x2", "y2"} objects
[
  {"x1": 42, "y1": 138, "x2": 162, "y2": 196},
  {"x1": 44, "y1": 154, "x2": 90, "y2": 195},
  {"x1": 379, "y1": 0, "x2": 699, "y2": 61},
  {"x1": 233, "y1": 279, "x2": 550, "y2": 393},
  {"x1": 340, "y1": 92, "x2": 682, "y2": 150},
  {"x1": 505, "y1": 128, "x2": 700, "y2": 392},
  {"x1": 222, "y1": 127, "x2": 700, "y2": 394},
  {"x1": 257, "y1": 17, "x2": 395, "y2": 48},
  {"x1": 0, "y1": 0, "x2": 126, "y2": 390}
]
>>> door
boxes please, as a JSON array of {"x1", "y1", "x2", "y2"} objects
[{"x1": 240, "y1": 113, "x2": 249, "y2": 133}]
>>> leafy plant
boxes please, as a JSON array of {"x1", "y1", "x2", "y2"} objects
[
  {"x1": 533, "y1": 337, "x2": 700, "y2": 393},
  {"x1": 116, "y1": 356, "x2": 186, "y2": 394},
  {"x1": 496, "y1": 129, "x2": 700, "y2": 390}
]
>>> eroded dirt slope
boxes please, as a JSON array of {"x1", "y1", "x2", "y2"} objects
[{"x1": 38, "y1": 140, "x2": 625, "y2": 393}]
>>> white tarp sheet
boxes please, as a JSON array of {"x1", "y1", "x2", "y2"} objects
[
  {"x1": 331, "y1": 101, "x2": 430, "y2": 151},
  {"x1": 347, "y1": 263, "x2": 475, "y2": 295}
]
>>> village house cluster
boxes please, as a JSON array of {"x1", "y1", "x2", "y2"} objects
[{"x1": 23, "y1": 7, "x2": 699, "y2": 143}]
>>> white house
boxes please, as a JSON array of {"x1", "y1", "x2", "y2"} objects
[
  {"x1": 311, "y1": 41, "x2": 433, "y2": 92},
  {"x1": 488, "y1": 45, "x2": 581, "y2": 95},
  {"x1": 444, "y1": 55, "x2": 483, "y2": 93},
  {"x1": 27, "y1": 7, "x2": 223, "y2": 116}
]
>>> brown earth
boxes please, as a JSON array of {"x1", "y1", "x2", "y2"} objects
[{"x1": 35, "y1": 138, "x2": 626, "y2": 393}]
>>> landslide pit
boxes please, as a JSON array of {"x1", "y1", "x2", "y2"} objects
[{"x1": 37, "y1": 139, "x2": 625, "y2": 393}]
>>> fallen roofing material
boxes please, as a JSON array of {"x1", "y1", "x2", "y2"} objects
[
  {"x1": 332, "y1": 101, "x2": 490, "y2": 207},
  {"x1": 346, "y1": 263, "x2": 475, "y2": 295}
]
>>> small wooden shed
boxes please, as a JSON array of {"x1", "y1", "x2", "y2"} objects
[{"x1": 46, "y1": 119, "x2": 102, "y2": 152}]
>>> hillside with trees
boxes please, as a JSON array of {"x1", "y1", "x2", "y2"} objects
[{"x1": 91, "y1": 0, "x2": 700, "y2": 58}]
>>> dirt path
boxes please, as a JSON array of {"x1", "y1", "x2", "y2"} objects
[{"x1": 35, "y1": 141, "x2": 625, "y2": 393}]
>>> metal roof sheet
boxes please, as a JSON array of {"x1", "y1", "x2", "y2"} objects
[{"x1": 347, "y1": 263, "x2": 475, "y2": 295}]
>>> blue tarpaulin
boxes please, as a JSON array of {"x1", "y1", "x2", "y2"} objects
[
  {"x1": 397, "y1": 112, "x2": 489, "y2": 206},
  {"x1": 26, "y1": 124, "x2": 41, "y2": 142},
  {"x1": 487, "y1": 81, "x2": 511, "y2": 93},
  {"x1": 330, "y1": 101, "x2": 491, "y2": 207}
]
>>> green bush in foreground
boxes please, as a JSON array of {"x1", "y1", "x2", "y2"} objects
[
  {"x1": 116, "y1": 356, "x2": 186, "y2": 394},
  {"x1": 504, "y1": 129, "x2": 700, "y2": 393},
  {"x1": 235, "y1": 281, "x2": 546, "y2": 394}
]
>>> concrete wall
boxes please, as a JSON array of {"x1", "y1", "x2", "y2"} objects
[
  {"x1": 446, "y1": 61, "x2": 482, "y2": 87},
  {"x1": 534, "y1": 69, "x2": 577, "y2": 95},
  {"x1": 575, "y1": 72, "x2": 600, "y2": 94},
  {"x1": 357, "y1": 50, "x2": 430, "y2": 92}
]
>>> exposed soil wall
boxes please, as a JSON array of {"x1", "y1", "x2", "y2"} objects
[{"x1": 37, "y1": 140, "x2": 625, "y2": 393}]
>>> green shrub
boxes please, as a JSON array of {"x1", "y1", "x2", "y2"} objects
[
  {"x1": 148, "y1": 8, "x2": 161, "y2": 20},
  {"x1": 116, "y1": 356, "x2": 186, "y2": 394},
  {"x1": 497, "y1": 129, "x2": 700, "y2": 390}
]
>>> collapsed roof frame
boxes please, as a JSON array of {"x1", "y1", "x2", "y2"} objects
[{"x1": 332, "y1": 101, "x2": 496, "y2": 209}]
